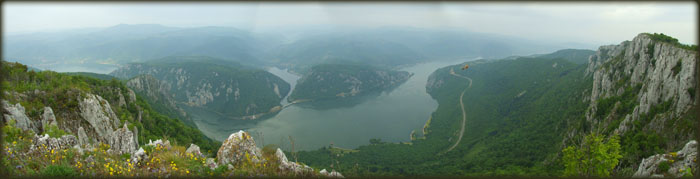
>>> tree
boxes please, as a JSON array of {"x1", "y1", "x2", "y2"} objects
[{"x1": 563, "y1": 133, "x2": 622, "y2": 177}]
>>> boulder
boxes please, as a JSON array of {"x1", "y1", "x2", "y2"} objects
[
  {"x1": 319, "y1": 169, "x2": 344, "y2": 178},
  {"x1": 77, "y1": 127, "x2": 90, "y2": 147},
  {"x1": 216, "y1": 130, "x2": 263, "y2": 166},
  {"x1": 634, "y1": 140, "x2": 697, "y2": 177},
  {"x1": 186, "y1": 143, "x2": 203, "y2": 157},
  {"x1": 206, "y1": 158, "x2": 218, "y2": 170},
  {"x1": 146, "y1": 139, "x2": 171, "y2": 148},
  {"x1": 108, "y1": 124, "x2": 138, "y2": 154},
  {"x1": 132, "y1": 147, "x2": 148, "y2": 165},
  {"x1": 329, "y1": 170, "x2": 344, "y2": 178},
  {"x1": 2, "y1": 100, "x2": 38, "y2": 133},
  {"x1": 41, "y1": 107, "x2": 57, "y2": 131},
  {"x1": 275, "y1": 148, "x2": 314, "y2": 176}
]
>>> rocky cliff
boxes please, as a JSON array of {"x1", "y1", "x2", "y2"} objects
[
  {"x1": 583, "y1": 33, "x2": 697, "y2": 146},
  {"x1": 110, "y1": 56, "x2": 290, "y2": 119},
  {"x1": 126, "y1": 75, "x2": 192, "y2": 125},
  {"x1": 563, "y1": 33, "x2": 698, "y2": 175},
  {"x1": 633, "y1": 140, "x2": 697, "y2": 177}
]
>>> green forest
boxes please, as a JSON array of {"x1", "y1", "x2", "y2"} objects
[
  {"x1": 289, "y1": 63, "x2": 410, "y2": 102},
  {"x1": 296, "y1": 45, "x2": 696, "y2": 177},
  {"x1": 109, "y1": 56, "x2": 290, "y2": 118}
]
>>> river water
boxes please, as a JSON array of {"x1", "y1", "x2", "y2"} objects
[{"x1": 189, "y1": 61, "x2": 459, "y2": 151}]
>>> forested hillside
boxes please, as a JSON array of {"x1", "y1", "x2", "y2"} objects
[
  {"x1": 289, "y1": 64, "x2": 411, "y2": 103},
  {"x1": 295, "y1": 33, "x2": 697, "y2": 177},
  {"x1": 297, "y1": 54, "x2": 593, "y2": 176},
  {"x1": 1, "y1": 61, "x2": 220, "y2": 153},
  {"x1": 110, "y1": 56, "x2": 290, "y2": 119}
]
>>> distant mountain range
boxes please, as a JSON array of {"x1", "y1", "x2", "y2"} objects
[{"x1": 3, "y1": 24, "x2": 592, "y2": 72}]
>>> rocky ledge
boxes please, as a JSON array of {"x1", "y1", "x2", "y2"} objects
[{"x1": 634, "y1": 140, "x2": 697, "y2": 178}]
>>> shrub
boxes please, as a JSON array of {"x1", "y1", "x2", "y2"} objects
[
  {"x1": 562, "y1": 133, "x2": 622, "y2": 177},
  {"x1": 262, "y1": 144, "x2": 280, "y2": 159},
  {"x1": 212, "y1": 165, "x2": 229, "y2": 176},
  {"x1": 43, "y1": 124, "x2": 68, "y2": 138},
  {"x1": 40, "y1": 164, "x2": 78, "y2": 177},
  {"x1": 2, "y1": 120, "x2": 24, "y2": 142},
  {"x1": 657, "y1": 161, "x2": 670, "y2": 173},
  {"x1": 671, "y1": 60, "x2": 682, "y2": 76},
  {"x1": 688, "y1": 88, "x2": 696, "y2": 99}
]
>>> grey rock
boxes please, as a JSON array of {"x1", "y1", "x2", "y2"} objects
[
  {"x1": 206, "y1": 158, "x2": 218, "y2": 170},
  {"x1": 634, "y1": 140, "x2": 697, "y2": 177},
  {"x1": 216, "y1": 130, "x2": 263, "y2": 166},
  {"x1": 132, "y1": 126, "x2": 139, "y2": 149},
  {"x1": 329, "y1": 170, "x2": 344, "y2": 178},
  {"x1": 77, "y1": 127, "x2": 90, "y2": 147},
  {"x1": 78, "y1": 93, "x2": 120, "y2": 142},
  {"x1": 117, "y1": 91, "x2": 126, "y2": 107},
  {"x1": 132, "y1": 147, "x2": 148, "y2": 165},
  {"x1": 41, "y1": 107, "x2": 57, "y2": 131},
  {"x1": 127, "y1": 88, "x2": 137, "y2": 102},
  {"x1": 186, "y1": 143, "x2": 202, "y2": 157},
  {"x1": 108, "y1": 124, "x2": 137, "y2": 154},
  {"x1": 2, "y1": 100, "x2": 38, "y2": 133},
  {"x1": 275, "y1": 148, "x2": 314, "y2": 175},
  {"x1": 146, "y1": 139, "x2": 171, "y2": 148},
  {"x1": 29, "y1": 134, "x2": 78, "y2": 153},
  {"x1": 584, "y1": 33, "x2": 697, "y2": 134},
  {"x1": 227, "y1": 164, "x2": 235, "y2": 171}
]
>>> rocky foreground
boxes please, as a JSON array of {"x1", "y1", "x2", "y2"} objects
[{"x1": 2, "y1": 118, "x2": 342, "y2": 177}]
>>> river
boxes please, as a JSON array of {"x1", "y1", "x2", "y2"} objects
[{"x1": 188, "y1": 61, "x2": 460, "y2": 151}]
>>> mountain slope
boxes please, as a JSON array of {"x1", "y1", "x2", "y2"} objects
[
  {"x1": 573, "y1": 33, "x2": 698, "y2": 173},
  {"x1": 3, "y1": 24, "x2": 269, "y2": 69},
  {"x1": 296, "y1": 53, "x2": 592, "y2": 176},
  {"x1": 125, "y1": 74, "x2": 194, "y2": 126},
  {"x1": 535, "y1": 49, "x2": 596, "y2": 64},
  {"x1": 1, "y1": 61, "x2": 220, "y2": 153},
  {"x1": 110, "y1": 56, "x2": 290, "y2": 119},
  {"x1": 289, "y1": 64, "x2": 412, "y2": 103},
  {"x1": 295, "y1": 33, "x2": 697, "y2": 177}
]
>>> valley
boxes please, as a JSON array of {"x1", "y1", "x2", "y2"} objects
[
  {"x1": 188, "y1": 61, "x2": 460, "y2": 150},
  {"x1": 1, "y1": 4, "x2": 697, "y2": 176}
]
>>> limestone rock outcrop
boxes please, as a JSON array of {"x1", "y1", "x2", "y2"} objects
[
  {"x1": 41, "y1": 107, "x2": 57, "y2": 131},
  {"x1": 633, "y1": 140, "x2": 697, "y2": 177},
  {"x1": 584, "y1": 33, "x2": 697, "y2": 136},
  {"x1": 275, "y1": 148, "x2": 314, "y2": 176},
  {"x1": 29, "y1": 134, "x2": 78, "y2": 153},
  {"x1": 78, "y1": 93, "x2": 121, "y2": 142},
  {"x1": 216, "y1": 130, "x2": 263, "y2": 166},
  {"x1": 77, "y1": 126, "x2": 90, "y2": 147},
  {"x1": 2, "y1": 100, "x2": 38, "y2": 133},
  {"x1": 186, "y1": 143, "x2": 203, "y2": 157},
  {"x1": 108, "y1": 124, "x2": 138, "y2": 154}
]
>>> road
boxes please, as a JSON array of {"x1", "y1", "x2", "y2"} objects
[{"x1": 445, "y1": 68, "x2": 472, "y2": 153}]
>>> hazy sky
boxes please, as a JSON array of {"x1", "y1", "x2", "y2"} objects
[{"x1": 3, "y1": 2, "x2": 697, "y2": 45}]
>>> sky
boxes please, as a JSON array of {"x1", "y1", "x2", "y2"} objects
[{"x1": 3, "y1": 2, "x2": 697, "y2": 45}]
